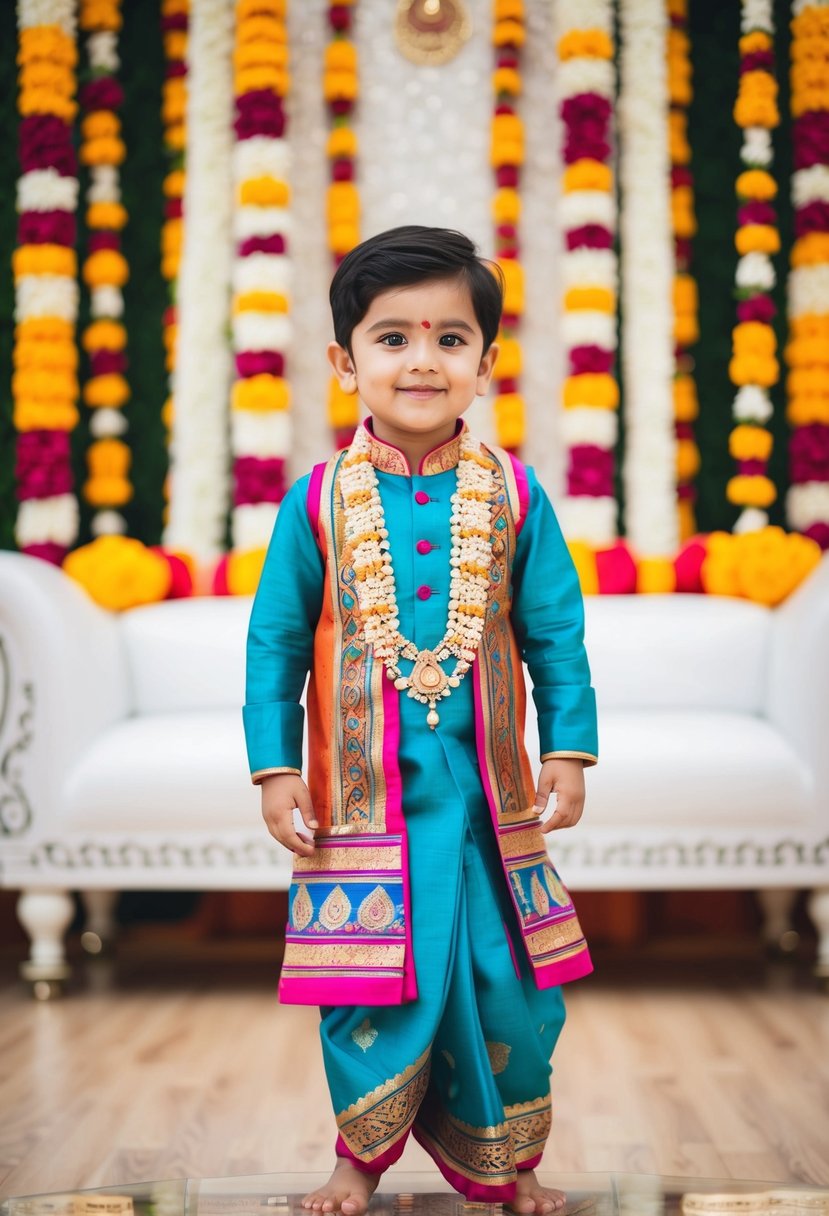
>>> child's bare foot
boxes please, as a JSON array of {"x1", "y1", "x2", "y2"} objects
[
  {"x1": 509, "y1": 1169, "x2": 567, "y2": 1215},
  {"x1": 302, "y1": 1159, "x2": 381, "y2": 1215}
]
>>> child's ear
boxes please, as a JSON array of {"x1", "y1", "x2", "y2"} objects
[
  {"x1": 327, "y1": 341, "x2": 358, "y2": 394},
  {"x1": 475, "y1": 342, "x2": 499, "y2": 396}
]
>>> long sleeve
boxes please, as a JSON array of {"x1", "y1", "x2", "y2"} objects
[
  {"x1": 511, "y1": 466, "x2": 598, "y2": 765},
  {"x1": 243, "y1": 473, "x2": 325, "y2": 782}
]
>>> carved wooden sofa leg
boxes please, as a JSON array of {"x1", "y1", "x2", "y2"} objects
[
  {"x1": 808, "y1": 886, "x2": 829, "y2": 981},
  {"x1": 756, "y1": 888, "x2": 800, "y2": 956},
  {"x1": 16, "y1": 888, "x2": 75, "y2": 998},
  {"x1": 79, "y1": 889, "x2": 118, "y2": 956}
]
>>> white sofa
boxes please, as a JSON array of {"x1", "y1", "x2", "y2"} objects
[{"x1": 1, "y1": 548, "x2": 828, "y2": 994}]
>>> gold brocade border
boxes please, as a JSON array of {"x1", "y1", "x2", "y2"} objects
[
  {"x1": 337, "y1": 1048, "x2": 431, "y2": 1161},
  {"x1": 282, "y1": 942, "x2": 405, "y2": 969},
  {"x1": 499, "y1": 824, "x2": 546, "y2": 860},
  {"x1": 525, "y1": 918, "x2": 585, "y2": 958},
  {"x1": 505, "y1": 1093, "x2": 552, "y2": 1162},
  {"x1": 416, "y1": 1098, "x2": 516, "y2": 1187},
  {"x1": 294, "y1": 842, "x2": 403, "y2": 873},
  {"x1": 366, "y1": 419, "x2": 465, "y2": 476}
]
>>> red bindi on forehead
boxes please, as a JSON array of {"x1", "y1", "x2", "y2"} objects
[{"x1": 420, "y1": 320, "x2": 431, "y2": 329}]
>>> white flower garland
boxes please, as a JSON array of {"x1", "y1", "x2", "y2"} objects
[
  {"x1": 163, "y1": 0, "x2": 235, "y2": 563},
  {"x1": 618, "y1": 0, "x2": 677, "y2": 556},
  {"x1": 340, "y1": 427, "x2": 495, "y2": 729}
]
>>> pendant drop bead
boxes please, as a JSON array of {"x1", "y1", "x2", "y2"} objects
[{"x1": 427, "y1": 709, "x2": 440, "y2": 728}]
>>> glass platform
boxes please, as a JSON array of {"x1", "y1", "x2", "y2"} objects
[{"x1": 2, "y1": 1174, "x2": 828, "y2": 1216}]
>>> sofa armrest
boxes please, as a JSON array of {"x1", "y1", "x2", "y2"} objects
[
  {"x1": 767, "y1": 553, "x2": 829, "y2": 808},
  {"x1": 0, "y1": 552, "x2": 130, "y2": 831}
]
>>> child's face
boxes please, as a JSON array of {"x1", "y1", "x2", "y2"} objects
[{"x1": 328, "y1": 276, "x2": 498, "y2": 444}]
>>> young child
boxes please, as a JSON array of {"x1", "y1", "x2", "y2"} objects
[{"x1": 244, "y1": 226, "x2": 598, "y2": 1216}]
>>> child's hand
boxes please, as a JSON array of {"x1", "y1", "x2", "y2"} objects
[
  {"x1": 260, "y1": 774, "x2": 318, "y2": 857},
  {"x1": 534, "y1": 758, "x2": 585, "y2": 832}
]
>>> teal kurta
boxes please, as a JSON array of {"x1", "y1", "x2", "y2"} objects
[{"x1": 244, "y1": 424, "x2": 598, "y2": 1200}]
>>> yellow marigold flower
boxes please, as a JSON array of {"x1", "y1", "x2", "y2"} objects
[
  {"x1": 239, "y1": 176, "x2": 291, "y2": 207},
  {"x1": 166, "y1": 123, "x2": 186, "y2": 152},
  {"x1": 789, "y1": 313, "x2": 829, "y2": 342},
  {"x1": 84, "y1": 374, "x2": 130, "y2": 408},
  {"x1": 791, "y1": 232, "x2": 829, "y2": 266},
  {"x1": 327, "y1": 128, "x2": 358, "y2": 158},
  {"x1": 786, "y1": 396, "x2": 829, "y2": 426},
  {"x1": 237, "y1": 15, "x2": 286, "y2": 45},
  {"x1": 324, "y1": 71, "x2": 358, "y2": 102},
  {"x1": 787, "y1": 367, "x2": 829, "y2": 396},
  {"x1": 162, "y1": 93, "x2": 186, "y2": 125},
  {"x1": 675, "y1": 313, "x2": 699, "y2": 349},
  {"x1": 87, "y1": 202, "x2": 128, "y2": 230},
  {"x1": 325, "y1": 40, "x2": 357, "y2": 71},
  {"x1": 492, "y1": 187, "x2": 521, "y2": 224},
  {"x1": 791, "y1": 33, "x2": 829, "y2": 63},
  {"x1": 14, "y1": 339, "x2": 77, "y2": 373},
  {"x1": 14, "y1": 401, "x2": 79, "y2": 431},
  {"x1": 736, "y1": 169, "x2": 777, "y2": 199},
  {"x1": 12, "y1": 243, "x2": 77, "y2": 279},
  {"x1": 233, "y1": 291, "x2": 289, "y2": 314},
  {"x1": 701, "y1": 532, "x2": 741, "y2": 597},
  {"x1": 564, "y1": 287, "x2": 615, "y2": 313},
  {"x1": 792, "y1": 86, "x2": 829, "y2": 118},
  {"x1": 557, "y1": 29, "x2": 613, "y2": 60},
  {"x1": 785, "y1": 335, "x2": 829, "y2": 367},
  {"x1": 16, "y1": 317, "x2": 73, "y2": 344},
  {"x1": 669, "y1": 111, "x2": 691, "y2": 164},
  {"x1": 668, "y1": 75, "x2": 693, "y2": 108},
  {"x1": 227, "y1": 549, "x2": 267, "y2": 596},
  {"x1": 12, "y1": 368, "x2": 78, "y2": 403},
  {"x1": 493, "y1": 338, "x2": 522, "y2": 380},
  {"x1": 19, "y1": 91, "x2": 77, "y2": 122},
  {"x1": 733, "y1": 321, "x2": 776, "y2": 356},
  {"x1": 491, "y1": 113, "x2": 524, "y2": 166},
  {"x1": 83, "y1": 475, "x2": 132, "y2": 508},
  {"x1": 671, "y1": 187, "x2": 697, "y2": 238},
  {"x1": 495, "y1": 0, "x2": 524, "y2": 19},
  {"x1": 493, "y1": 67, "x2": 522, "y2": 96},
  {"x1": 567, "y1": 542, "x2": 599, "y2": 595},
  {"x1": 162, "y1": 0, "x2": 189, "y2": 16},
  {"x1": 237, "y1": 0, "x2": 286, "y2": 18},
  {"x1": 328, "y1": 376, "x2": 359, "y2": 429},
  {"x1": 164, "y1": 31, "x2": 188, "y2": 60},
  {"x1": 673, "y1": 375, "x2": 699, "y2": 422},
  {"x1": 82, "y1": 320, "x2": 127, "y2": 352},
  {"x1": 676, "y1": 438, "x2": 700, "y2": 483},
  {"x1": 64, "y1": 537, "x2": 171, "y2": 612},
  {"x1": 18, "y1": 27, "x2": 77, "y2": 68},
  {"x1": 327, "y1": 181, "x2": 360, "y2": 224},
  {"x1": 329, "y1": 222, "x2": 360, "y2": 256},
  {"x1": 678, "y1": 498, "x2": 697, "y2": 543},
  {"x1": 668, "y1": 0, "x2": 688, "y2": 18},
  {"x1": 80, "y1": 136, "x2": 126, "y2": 167},
  {"x1": 729, "y1": 424, "x2": 773, "y2": 462},
  {"x1": 726, "y1": 474, "x2": 777, "y2": 508},
  {"x1": 736, "y1": 224, "x2": 780, "y2": 255},
  {"x1": 494, "y1": 392, "x2": 526, "y2": 449},
  {"x1": 494, "y1": 20, "x2": 526, "y2": 48},
  {"x1": 791, "y1": 62, "x2": 829, "y2": 91},
  {"x1": 79, "y1": 0, "x2": 123, "y2": 31},
  {"x1": 162, "y1": 396, "x2": 174, "y2": 430},
  {"x1": 82, "y1": 111, "x2": 120, "y2": 141},
  {"x1": 637, "y1": 557, "x2": 676, "y2": 594},
  {"x1": 83, "y1": 249, "x2": 129, "y2": 288},
  {"x1": 162, "y1": 255, "x2": 181, "y2": 282},
  {"x1": 498, "y1": 258, "x2": 524, "y2": 315},
  {"x1": 236, "y1": 65, "x2": 290, "y2": 97},
  {"x1": 729, "y1": 354, "x2": 779, "y2": 388},
  {"x1": 739, "y1": 32, "x2": 772, "y2": 54},
  {"x1": 19, "y1": 62, "x2": 76, "y2": 97},
  {"x1": 563, "y1": 373, "x2": 619, "y2": 410},
  {"x1": 232, "y1": 374, "x2": 290, "y2": 413},
  {"x1": 163, "y1": 76, "x2": 186, "y2": 104},
  {"x1": 233, "y1": 41, "x2": 289, "y2": 72},
  {"x1": 791, "y1": 8, "x2": 829, "y2": 37},
  {"x1": 563, "y1": 158, "x2": 613, "y2": 193},
  {"x1": 162, "y1": 218, "x2": 182, "y2": 255},
  {"x1": 674, "y1": 274, "x2": 698, "y2": 314},
  {"x1": 733, "y1": 528, "x2": 821, "y2": 607},
  {"x1": 162, "y1": 323, "x2": 178, "y2": 354},
  {"x1": 668, "y1": 28, "x2": 690, "y2": 55},
  {"x1": 87, "y1": 437, "x2": 130, "y2": 476}
]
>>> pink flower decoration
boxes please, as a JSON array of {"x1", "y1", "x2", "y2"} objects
[
  {"x1": 15, "y1": 432, "x2": 73, "y2": 501},
  {"x1": 233, "y1": 456, "x2": 287, "y2": 506},
  {"x1": 789, "y1": 424, "x2": 829, "y2": 484},
  {"x1": 235, "y1": 91, "x2": 286, "y2": 140},
  {"x1": 238, "y1": 234, "x2": 287, "y2": 257},
  {"x1": 565, "y1": 225, "x2": 613, "y2": 250},
  {"x1": 794, "y1": 200, "x2": 829, "y2": 237},
  {"x1": 90, "y1": 350, "x2": 128, "y2": 376},
  {"x1": 236, "y1": 350, "x2": 285, "y2": 377},
  {"x1": 19, "y1": 115, "x2": 76, "y2": 175},
  {"x1": 25, "y1": 542, "x2": 67, "y2": 565},
  {"x1": 569, "y1": 345, "x2": 613, "y2": 375},
  {"x1": 738, "y1": 201, "x2": 777, "y2": 227},
  {"x1": 793, "y1": 112, "x2": 829, "y2": 170},
  {"x1": 17, "y1": 210, "x2": 76, "y2": 245},
  {"x1": 80, "y1": 77, "x2": 124, "y2": 111},
  {"x1": 736, "y1": 294, "x2": 776, "y2": 323},
  {"x1": 567, "y1": 445, "x2": 614, "y2": 497},
  {"x1": 803, "y1": 522, "x2": 829, "y2": 550}
]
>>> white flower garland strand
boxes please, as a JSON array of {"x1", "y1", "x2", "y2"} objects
[
  {"x1": 618, "y1": 0, "x2": 677, "y2": 556},
  {"x1": 163, "y1": 0, "x2": 234, "y2": 563},
  {"x1": 340, "y1": 427, "x2": 494, "y2": 729}
]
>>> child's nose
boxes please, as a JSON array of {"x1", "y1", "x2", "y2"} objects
[{"x1": 407, "y1": 338, "x2": 438, "y2": 372}]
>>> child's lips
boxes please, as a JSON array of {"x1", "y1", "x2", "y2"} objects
[{"x1": 398, "y1": 386, "x2": 444, "y2": 399}]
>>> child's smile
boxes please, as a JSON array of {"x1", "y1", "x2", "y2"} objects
[{"x1": 328, "y1": 276, "x2": 499, "y2": 460}]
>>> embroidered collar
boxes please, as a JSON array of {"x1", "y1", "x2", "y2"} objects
[{"x1": 363, "y1": 418, "x2": 466, "y2": 476}]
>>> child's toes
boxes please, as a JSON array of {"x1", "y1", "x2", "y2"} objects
[{"x1": 341, "y1": 1193, "x2": 367, "y2": 1216}]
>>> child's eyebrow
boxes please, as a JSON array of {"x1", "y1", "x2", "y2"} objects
[{"x1": 365, "y1": 318, "x2": 476, "y2": 334}]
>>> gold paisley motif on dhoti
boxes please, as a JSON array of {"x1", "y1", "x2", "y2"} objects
[
  {"x1": 486, "y1": 1041, "x2": 512, "y2": 1075},
  {"x1": 543, "y1": 864, "x2": 569, "y2": 906},
  {"x1": 350, "y1": 1017, "x2": 378, "y2": 1053},
  {"x1": 337, "y1": 1048, "x2": 431, "y2": 1162},
  {"x1": 357, "y1": 885, "x2": 395, "y2": 931},
  {"x1": 530, "y1": 872, "x2": 550, "y2": 917},
  {"x1": 319, "y1": 884, "x2": 352, "y2": 930},
  {"x1": 291, "y1": 883, "x2": 313, "y2": 930}
]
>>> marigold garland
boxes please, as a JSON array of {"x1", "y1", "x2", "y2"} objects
[
  {"x1": 785, "y1": 1, "x2": 829, "y2": 550},
  {"x1": 220, "y1": 0, "x2": 291, "y2": 592},
  {"x1": 667, "y1": 0, "x2": 700, "y2": 541},
  {"x1": 13, "y1": 1, "x2": 81, "y2": 564},
  {"x1": 159, "y1": 0, "x2": 189, "y2": 525},
  {"x1": 325, "y1": 0, "x2": 360, "y2": 446},
  {"x1": 78, "y1": 0, "x2": 134, "y2": 536},
  {"x1": 490, "y1": 0, "x2": 525, "y2": 452},
  {"x1": 727, "y1": 0, "x2": 781, "y2": 533},
  {"x1": 554, "y1": 0, "x2": 620, "y2": 548}
]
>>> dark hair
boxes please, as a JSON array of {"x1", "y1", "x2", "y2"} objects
[{"x1": 330, "y1": 225, "x2": 504, "y2": 356}]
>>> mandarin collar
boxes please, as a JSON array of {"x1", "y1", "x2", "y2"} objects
[{"x1": 363, "y1": 418, "x2": 466, "y2": 477}]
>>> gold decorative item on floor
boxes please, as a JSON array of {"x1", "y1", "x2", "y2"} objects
[{"x1": 395, "y1": 0, "x2": 472, "y2": 66}]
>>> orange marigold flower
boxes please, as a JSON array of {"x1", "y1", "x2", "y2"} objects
[
  {"x1": 563, "y1": 159, "x2": 613, "y2": 193},
  {"x1": 557, "y1": 29, "x2": 613, "y2": 61},
  {"x1": 494, "y1": 392, "x2": 526, "y2": 449},
  {"x1": 494, "y1": 20, "x2": 526, "y2": 48},
  {"x1": 492, "y1": 187, "x2": 521, "y2": 224},
  {"x1": 328, "y1": 376, "x2": 359, "y2": 429},
  {"x1": 726, "y1": 475, "x2": 777, "y2": 508},
  {"x1": 736, "y1": 169, "x2": 777, "y2": 199},
  {"x1": 83, "y1": 374, "x2": 130, "y2": 408},
  {"x1": 735, "y1": 224, "x2": 780, "y2": 255},
  {"x1": 83, "y1": 249, "x2": 129, "y2": 288},
  {"x1": 493, "y1": 338, "x2": 522, "y2": 380},
  {"x1": 729, "y1": 424, "x2": 773, "y2": 462},
  {"x1": 326, "y1": 128, "x2": 358, "y2": 158}
]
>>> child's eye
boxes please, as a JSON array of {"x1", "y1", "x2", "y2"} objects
[
  {"x1": 379, "y1": 333, "x2": 406, "y2": 346},
  {"x1": 440, "y1": 334, "x2": 465, "y2": 347}
]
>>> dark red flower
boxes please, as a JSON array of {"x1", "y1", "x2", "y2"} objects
[
  {"x1": 795, "y1": 200, "x2": 829, "y2": 238},
  {"x1": 17, "y1": 210, "x2": 76, "y2": 245},
  {"x1": 789, "y1": 423, "x2": 829, "y2": 484},
  {"x1": 235, "y1": 350, "x2": 285, "y2": 378},
  {"x1": 567, "y1": 445, "x2": 614, "y2": 497}
]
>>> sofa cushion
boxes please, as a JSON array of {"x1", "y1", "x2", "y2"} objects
[
  {"x1": 121, "y1": 598, "x2": 251, "y2": 713},
  {"x1": 584, "y1": 595, "x2": 772, "y2": 713},
  {"x1": 61, "y1": 711, "x2": 262, "y2": 831}
]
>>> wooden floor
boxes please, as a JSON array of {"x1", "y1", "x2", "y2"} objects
[{"x1": 1, "y1": 934, "x2": 829, "y2": 1200}]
